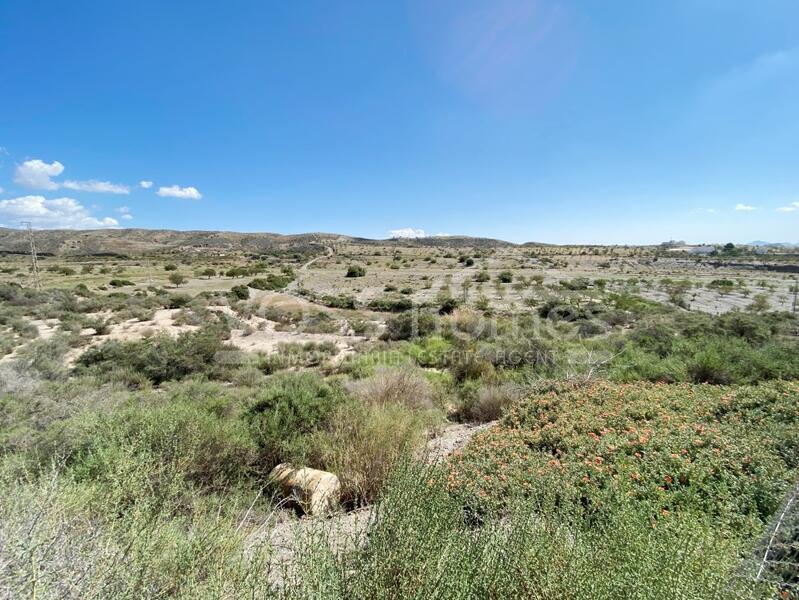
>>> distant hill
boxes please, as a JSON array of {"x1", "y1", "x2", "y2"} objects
[
  {"x1": 0, "y1": 228, "x2": 516, "y2": 256},
  {"x1": 0, "y1": 228, "x2": 351, "y2": 256},
  {"x1": 377, "y1": 235, "x2": 515, "y2": 249},
  {"x1": 749, "y1": 241, "x2": 799, "y2": 248}
]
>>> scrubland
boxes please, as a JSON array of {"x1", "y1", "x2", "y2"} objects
[{"x1": 0, "y1": 238, "x2": 798, "y2": 598}]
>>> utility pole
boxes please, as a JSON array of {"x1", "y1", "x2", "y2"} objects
[{"x1": 21, "y1": 221, "x2": 42, "y2": 290}]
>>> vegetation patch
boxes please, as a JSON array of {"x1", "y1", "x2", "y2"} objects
[{"x1": 448, "y1": 380, "x2": 799, "y2": 538}]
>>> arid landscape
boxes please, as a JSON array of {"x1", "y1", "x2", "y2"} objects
[
  {"x1": 3, "y1": 2, "x2": 799, "y2": 597},
  {"x1": 1, "y1": 229, "x2": 798, "y2": 598}
]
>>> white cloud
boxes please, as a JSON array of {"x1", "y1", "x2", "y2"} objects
[
  {"x1": 734, "y1": 203, "x2": 756, "y2": 211},
  {"x1": 389, "y1": 227, "x2": 426, "y2": 239},
  {"x1": 777, "y1": 202, "x2": 799, "y2": 213},
  {"x1": 0, "y1": 195, "x2": 119, "y2": 229},
  {"x1": 62, "y1": 180, "x2": 130, "y2": 194},
  {"x1": 157, "y1": 185, "x2": 202, "y2": 199},
  {"x1": 116, "y1": 206, "x2": 134, "y2": 220},
  {"x1": 13, "y1": 158, "x2": 129, "y2": 194},
  {"x1": 14, "y1": 159, "x2": 64, "y2": 190},
  {"x1": 139, "y1": 180, "x2": 153, "y2": 189}
]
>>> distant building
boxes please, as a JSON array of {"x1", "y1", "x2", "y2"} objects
[
  {"x1": 665, "y1": 245, "x2": 716, "y2": 255},
  {"x1": 688, "y1": 245, "x2": 716, "y2": 255}
]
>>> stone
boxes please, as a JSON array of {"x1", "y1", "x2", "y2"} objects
[{"x1": 269, "y1": 463, "x2": 341, "y2": 516}]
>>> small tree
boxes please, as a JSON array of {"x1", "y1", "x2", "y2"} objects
[
  {"x1": 164, "y1": 263, "x2": 178, "y2": 271},
  {"x1": 747, "y1": 293, "x2": 770, "y2": 313},
  {"x1": 168, "y1": 273, "x2": 186, "y2": 287},
  {"x1": 201, "y1": 268, "x2": 216, "y2": 279}
]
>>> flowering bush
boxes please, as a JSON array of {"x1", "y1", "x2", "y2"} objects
[{"x1": 448, "y1": 380, "x2": 799, "y2": 537}]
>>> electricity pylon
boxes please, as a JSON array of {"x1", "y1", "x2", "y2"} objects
[{"x1": 21, "y1": 221, "x2": 42, "y2": 290}]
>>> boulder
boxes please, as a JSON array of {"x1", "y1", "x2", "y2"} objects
[{"x1": 268, "y1": 463, "x2": 341, "y2": 516}]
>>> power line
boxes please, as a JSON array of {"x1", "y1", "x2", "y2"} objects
[{"x1": 20, "y1": 221, "x2": 42, "y2": 291}]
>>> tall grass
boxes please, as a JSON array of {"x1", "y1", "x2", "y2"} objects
[
  {"x1": 283, "y1": 462, "x2": 768, "y2": 599},
  {"x1": 0, "y1": 460, "x2": 778, "y2": 599}
]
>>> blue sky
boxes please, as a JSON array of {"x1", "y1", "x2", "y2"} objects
[{"x1": 1, "y1": 1, "x2": 798, "y2": 244}]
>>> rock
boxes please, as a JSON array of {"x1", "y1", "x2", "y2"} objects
[{"x1": 269, "y1": 463, "x2": 341, "y2": 516}]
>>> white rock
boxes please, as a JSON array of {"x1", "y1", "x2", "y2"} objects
[{"x1": 269, "y1": 463, "x2": 341, "y2": 516}]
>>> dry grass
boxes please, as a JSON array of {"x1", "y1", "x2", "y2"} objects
[
  {"x1": 345, "y1": 367, "x2": 434, "y2": 411},
  {"x1": 308, "y1": 402, "x2": 433, "y2": 506},
  {"x1": 467, "y1": 382, "x2": 522, "y2": 422}
]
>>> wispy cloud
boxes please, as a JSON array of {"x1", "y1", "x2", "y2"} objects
[
  {"x1": 411, "y1": 0, "x2": 580, "y2": 112},
  {"x1": 62, "y1": 180, "x2": 130, "y2": 194},
  {"x1": 734, "y1": 203, "x2": 756, "y2": 211},
  {"x1": 157, "y1": 185, "x2": 202, "y2": 199},
  {"x1": 704, "y1": 46, "x2": 799, "y2": 100},
  {"x1": 0, "y1": 195, "x2": 119, "y2": 229},
  {"x1": 139, "y1": 180, "x2": 153, "y2": 189},
  {"x1": 776, "y1": 202, "x2": 799, "y2": 213}
]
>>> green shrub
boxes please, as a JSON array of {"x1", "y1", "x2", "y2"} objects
[
  {"x1": 406, "y1": 335, "x2": 452, "y2": 368},
  {"x1": 439, "y1": 297, "x2": 460, "y2": 315},
  {"x1": 368, "y1": 296, "x2": 414, "y2": 313},
  {"x1": 167, "y1": 293, "x2": 192, "y2": 308},
  {"x1": 559, "y1": 277, "x2": 590, "y2": 290},
  {"x1": 346, "y1": 265, "x2": 366, "y2": 278},
  {"x1": 109, "y1": 279, "x2": 134, "y2": 288},
  {"x1": 497, "y1": 271, "x2": 513, "y2": 283},
  {"x1": 247, "y1": 274, "x2": 291, "y2": 291},
  {"x1": 708, "y1": 279, "x2": 735, "y2": 292},
  {"x1": 77, "y1": 325, "x2": 234, "y2": 384},
  {"x1": 476, "y1": 336, "x2": 553, "y2": 371},
  {"x1": 246, "y1": 372, "x2": 346, "y2": 469},
  {"x1": 319, "y1": 294, "x2": 356, "y2": 309},
  {"x1": 384, "y1": 310, "x2": 436, "y2": 340},
  {"x1": 229, "y1": 284, "x2": 250, "y2": 300},
  {"x1": 13, "y1": 335, "x2": 72, "y2": 381},
  {"x1": 64, "y1": 396, "x2": 257, "y2": 493},
  {"x1": 298, "y1": 311, "x2": 340, "y2": 334}
]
